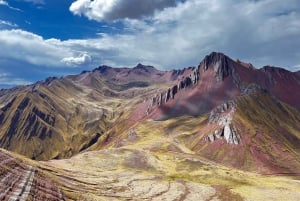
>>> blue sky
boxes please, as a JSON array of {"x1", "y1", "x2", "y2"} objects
[{"x1": 0, "y1": 0, "x2": 300, "y2": 88}]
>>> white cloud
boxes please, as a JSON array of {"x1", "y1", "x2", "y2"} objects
[
  {"x1": 61, "y1": 53, "x2": 92, "y2": 66},
  {"x1": 1, "y1": 0, "x2": 300, "y2": 73},
  {"x1": 290, "y1": 65, "x2": 300, "y2": 72},
  {"x1": 0, "y1": 0, "x2": 21, "y2": 11},
  {"x1": 0, "y1": 72, "x2": 31, "y2": 86},
  {"x1": 0, "y1": 0, "x2": 7, "y2": 5},
  {"x1": 0, "y1": 20, "x2": 18, "y2": 27},
  {"x1": 0, "y1": 29, "x2": 90, "y2": 68},
  {"x1": 70, "y1": 0, "x2": 177, "y2": 21},
  {"x1": 66, "y1": 0, "x2": 299, "y2": 69}
]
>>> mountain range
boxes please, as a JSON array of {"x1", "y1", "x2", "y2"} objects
[{"x1": 0, "y1": 52, "x2": 299, "y2": 200}]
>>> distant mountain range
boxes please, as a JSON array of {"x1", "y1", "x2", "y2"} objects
[{"x1": 0, "y1": 52, "x2": 299, "y2": 200}]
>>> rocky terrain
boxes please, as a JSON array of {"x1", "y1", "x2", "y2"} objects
[
  {"x1": 0, "y1": 52, "x2": 299, "y2": 200},
  {"x1": 0, "y1": 149, "x2": 64, "y2": 200}
]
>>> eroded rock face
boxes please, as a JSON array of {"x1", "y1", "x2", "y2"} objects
[
  {"x1": 199, "y1": 52, "x2": 240, "y2": 84},
  {"x1": 209, "y1": 101, "x2": 236, "y2": 126},
  {"x1": 158, "y1": 93, "x2": 163, "y2": 106},
  {"x1": 241, "y1": 83, "x2": 266, "y2": 96},
  {"x1": 223, "y1": 124, "x2": 239, "y2": 144},
  {"x1": 146, "y1": 67, "x2": 199, "y2": 115},
  {"x1": 190, "y1": 68, "x2": 199, "y2": 84},
  {"x1": 170, "y1": 85, "x2": 178, "y2": 99},
  {"x1": 0, "y1": 150, "x2": 64, "y2": 200},
  {"x1": 165, "y1": 88, "x2": 171, "y2": 103},
  {"x1": 204, "y1": 124, "x2": 240, "y2": 145},
  {"x1": 205, "y1": 101, "x2": 240, "y2": 145}
]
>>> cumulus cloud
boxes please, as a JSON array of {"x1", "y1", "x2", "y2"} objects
[
  {"x1": 1, "y1": 0, "x2": 300, "y2": 73},
  {"x1": 61, "y1": 53, "x2": 92, "y2": 66},
  {"x1": 70, "y1": 0, "x2": 177, "y2": 21},
  {"x1": 68, "y1": 0, "x2": 300, "y2": 69},
  {"x1": 0, "y1": 29, "x2": 94, "y2": 68},
  {"x1": 0, "y1": 29, "x2": 68, "y2": 67}
]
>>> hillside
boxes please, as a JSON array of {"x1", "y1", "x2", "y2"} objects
[
  {"x1": 0, "y1": 64, "x2": 181, "y2": 160},
  {"x1": 0, "y1": 52, "x2": 299, "y2": 200}
]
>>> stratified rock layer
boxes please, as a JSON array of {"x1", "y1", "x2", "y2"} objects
[{"x1": 0, "y1": 150, "x2": 64, "y2": 200}]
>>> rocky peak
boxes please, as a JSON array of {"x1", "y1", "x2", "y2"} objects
[
  {"x1": 199, "y1": 52, "x2": 238, "y2": 82},
  {"x1": 93, "y1": 65, "x2": 112, "y2": 73},
  {"x1": 133, "y1": 63, "x2": 156, "y2": 74},
  {"x1": 135, "y1": 63, "x2": 154, "y2": 69}
]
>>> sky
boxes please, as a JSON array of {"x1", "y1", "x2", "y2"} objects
[{"x1": 0, "y1": 0, "x2": 300, "y2": 88}]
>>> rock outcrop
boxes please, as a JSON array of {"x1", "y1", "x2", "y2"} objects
[
  {"x1": 205, "y1": 100, "x2": 240, "y2": 145},
  {"x1": 240, "y1": 83, "x2": 265, "y2": 96},
  {"x1": 204, "y1": 124, "x2": 240, "y2": 145},
  {"x1": 209, "y1": 101, "x2": 236, "y2": 125},
  {"x1": 165, "y1": 88, "x2": 171, "y2": 103},
  {"x1": 199, "y1": 52, "x2": 240, "y2": 84},
  {"x1": 146, "y1": 67, "x2": 199, "y2": 115},
  {"x1": 223, "y1": 124, "x2": 239, "y2": 144},
  {"x1": 170, "y1": 85, "x2": 178, "y2": 99}
]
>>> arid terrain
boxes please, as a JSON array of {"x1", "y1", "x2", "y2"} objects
[{"x1": 0, "y1": 52, "x2": 300, "y2": 200}]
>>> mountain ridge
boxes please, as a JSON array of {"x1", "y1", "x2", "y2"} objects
[
  {"x1": 0, "y1": 51, "x2": 300, "y2": 200},
  {"x1": 0, "y1": 52, "x2": 299, "y2": 162}
]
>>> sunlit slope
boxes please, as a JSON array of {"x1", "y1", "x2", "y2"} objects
[
  {"x1": 0, "y1": 65, "x2": 175, "y2": 160},
  {"x1": 38, "y1": 147, "x2": 300, "y2": 201},
  {"x1": 157, "y1": 89, "x2": 300, "y2": 174}
]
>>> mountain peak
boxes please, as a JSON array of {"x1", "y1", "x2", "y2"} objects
[
  {"x1": 199, "y1": 52, "x2": 236, "y2": 82},
  {"x1": 134, "y1": 63, "x2": 155, "y2": 70},
  {"x1": 93, "y1": 65, "x2": 112, "y2": 73},
  {"x1": 135, "y1": 63, "x2": 146, "y2": 68}
]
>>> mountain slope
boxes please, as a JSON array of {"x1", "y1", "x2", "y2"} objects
[
  {"x1": 148, "y1": 52, "x2": 300, "y2": 120},
  {"x1": 0, "y1": 52, "x2": 300, "y2": 200},
  {"x1": 0, "y1": 64, "x2": 179, "y2": 160},
  {"x1": 0, "y1": 52, "x2": 299, "y2": 167},
  {"x1": 182, "y1": 85, "x2": 300, "y2": 174},
  {"x1": 87, "y1": 52, "x2": 300, "y2": 174}
]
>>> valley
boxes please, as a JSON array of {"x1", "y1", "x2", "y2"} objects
[{"x1": 0, "y1": 52, "x2": 299, "y2": 200}]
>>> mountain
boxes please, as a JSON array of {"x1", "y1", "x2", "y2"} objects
[
  {"x1": 149, "y1": 52, "x2": 300, "y2": 120},
  {"x1": 84, "y1": 52, "x2": 300, "y2": 175},
  {"x1": 0, "y1": 52, "x2": 300, "y2": 200},
  {"x1": 0, "y1": 64, "x2": 184, "y2": 160}
]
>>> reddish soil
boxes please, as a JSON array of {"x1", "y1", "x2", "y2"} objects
[{"x1": 0, "y1": 150, "x2": 64, "y2": 201}]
